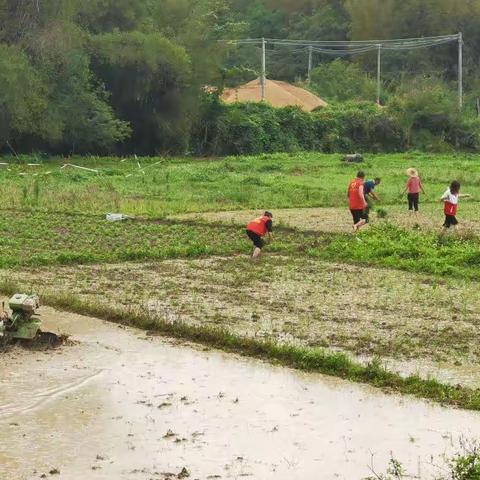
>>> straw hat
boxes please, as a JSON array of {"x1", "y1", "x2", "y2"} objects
[{"x1": 407, "y1": 167, "x2": 418, "y2": 177}]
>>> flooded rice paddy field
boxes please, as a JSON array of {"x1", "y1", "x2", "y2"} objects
[
  {"x1": 2, "y1": 199, "x2": 480, "y2": 478},
  {"x1": 6, "y1": 255, "x2": 480, "y2": 385},
  {"x1": 2, "y1": 306, "x2": 480, "y2": 480}
]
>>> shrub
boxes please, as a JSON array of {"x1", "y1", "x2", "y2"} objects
[
  {"x1": 309, "y1": 59, "x2": 377, "y2": 102},
  {"x1": 376, "y1": 208, "x2": 388, "y2": 219},
  {"x1": 387, "y1": 79, "x2": 480, "y2": 151},
  {"x1": 192, "y1": 89, "x2": 479, "y2": 156},
  {"x1": 194, "y1": 95, "x2": 405, "y2": 155},
  {"x1": 312, "y1": 101, "x2": 405, "y2": 153}
]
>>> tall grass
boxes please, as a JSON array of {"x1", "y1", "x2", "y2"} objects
[{"x1": 0, "y1": 153, "x2": 479, "y2": 217}]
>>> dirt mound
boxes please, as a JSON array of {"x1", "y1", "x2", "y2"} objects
[{"x1": 221, "y1": 78, "x2": 327, "y2": 112}]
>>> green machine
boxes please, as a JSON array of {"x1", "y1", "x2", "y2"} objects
[{"x1": 0, "y1": 294, "x2": 60, "y2": 346}]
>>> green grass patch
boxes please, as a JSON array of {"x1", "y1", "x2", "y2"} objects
[
  {"x1": 0, "y1": 210, "x2": 321, "y2": 267},
  {"x1": 1, "y1": 153, "x2": 480, "y2": 217},
  {"x1": 310, "y1": 223, "x2": 480, "y2": 280},
  {"x1": 1, "y1": 210, "x2": 480, "y2": 285}
]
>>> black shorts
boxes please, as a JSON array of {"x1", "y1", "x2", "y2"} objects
[
  {"x1": 246, "y1": 230, "x2": 264, "y2": 249},
  {"x1": 443, "y1": 215, "x2": 458, "y2": 228},
  {"x1": 350, "y1": 209, "x2": 367, "y2": 224}
]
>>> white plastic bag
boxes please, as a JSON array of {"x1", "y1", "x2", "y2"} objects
[{"x1": 106, "y1": 213, "x2": 131, "y2": 222}]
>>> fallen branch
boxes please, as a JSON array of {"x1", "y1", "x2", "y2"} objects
[{"x1": 61, "y1": 163, "x2": 99, "y2": 174}]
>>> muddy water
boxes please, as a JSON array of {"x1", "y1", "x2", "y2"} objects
[{"x1": 1, "y1": 309, "x2": 480, "y2": 480}]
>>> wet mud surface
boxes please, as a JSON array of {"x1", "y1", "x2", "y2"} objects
[{"x1": 2, "y1": 307, "x2": 480, "y2": 479}]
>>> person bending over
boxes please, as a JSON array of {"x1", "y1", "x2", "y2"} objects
[
  {"x1": 246, "y1": 211, "x2": 273, "y2": 259},
  {"x1": 363, "y1": 177, "x2": 381, "y2": 222}
]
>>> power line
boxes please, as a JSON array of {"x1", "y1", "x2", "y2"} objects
[
  {"x1": 311, "y1": 46, "x2": 377, "y2": 55},
  {"x1": 224, "y1": 34, "x2": 460, "y2": 49},
  {"x1": 223, "y1": 33, "x2": 463, "y2": 109}
]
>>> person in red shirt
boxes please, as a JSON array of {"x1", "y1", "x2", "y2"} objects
[
  {"x1": 402, "y1": 168, "x2": 425, "y2": 213},
  {"x1": 246, "y1": 211, "x2": 273, "y2": 259},
  {"x1": 440, "y1": 181, "x2": 471, "y2": 229},
  {"x1": 348, "y1": 171, "x2": 368, "y2": 231}
]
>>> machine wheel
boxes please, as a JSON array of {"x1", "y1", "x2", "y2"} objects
[
  {"x1": 0, "y1": 334, "x2": 11, "y2": 351},
  {"x1": 21, "y1": 331, "x2": 64, "y2": 350},
  {"x1": 37, "y1": 331, "x2": 63, "y2": 348}
]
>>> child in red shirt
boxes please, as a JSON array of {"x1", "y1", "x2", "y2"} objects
[
  {"x1": 440, "y1": 181, "x2": 471, "y2": 229},
  {"x1": 403, "y1": 168, "x2": 425, "y2": 213}
]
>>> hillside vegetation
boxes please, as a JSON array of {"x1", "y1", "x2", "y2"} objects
[{"x1": 1, "y1": 0, "x2": 480, "y2": 155}]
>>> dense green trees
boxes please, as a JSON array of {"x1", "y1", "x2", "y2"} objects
[
  {"x1": 0, "y1": 44, "x2": 46, "y2": 143},
  {"x1": 1, "y1": 0, "x2": 480, "y2": 155},
  {"x1": 91, "y1": 32, "x2": 190, "y2": 154},
  {"x1": 309, "y1": 60, "x2": 377, "y2": 102},
  {"x1": 346, "y1": 0, "x2": 480, "y2": 83}
]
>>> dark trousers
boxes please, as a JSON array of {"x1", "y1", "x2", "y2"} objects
[
  {"x1": 407, "y1": 193, "x2": 419, "y2": 211},
  {"x1": 443, "y1": 215, "x2": 458, "y2": 228},
  {"x1": 364, "y1": 196, "x2": 372, "y2": 222}
]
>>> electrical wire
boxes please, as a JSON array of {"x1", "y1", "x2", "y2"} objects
[
  {"x1": 224, "y1": 34, "x2": 460, "y2": 50},
  {"x1": 381, "y1": 39, "x2": 457, "y2": 50},
  {"x1": 267, "y1": 34, "x2": 459, "y2": 45},
  {"x1": 311, "y1": 46, "x2": 378, "y2": 55},
  {"x1": 254, "y1": 47, "x2": 310, "y2": 55}
]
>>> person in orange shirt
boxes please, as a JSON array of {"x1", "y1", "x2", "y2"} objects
[
  {"x1": 246, "y1": 211, "x2": 273, "y2": 259},
  {"x1": 348, "y1": 171, "x2": 368, "y2": 231}
]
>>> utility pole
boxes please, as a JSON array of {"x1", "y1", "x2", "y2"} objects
[
  {"x1": 261, "y1": 37, "x2": 266, "y2": 101},
  {"x1": 376, "y1": 44, "x2": 382, "y2": 105},
  {"x1": 307, "y1": 45, "x2": 313, "y2": 83},
  {"x1": 458, "y1": 32, "x2": 463, "y2": 110}
]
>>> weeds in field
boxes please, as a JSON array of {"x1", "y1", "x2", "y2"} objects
[
  {"x1": 0, "y1": 211, "x2": 320, "y2": 267},
  {"x1": 0, "y1": 208, "x2": 479, "y2": 287},
  {"x1": 364, "y1": 439, "x2": 480, "y2": 480},
  {"x1": 377, "y1": 208, "x2": 388, "y2": 219},
  {"x1": 312, "y1": 223, "x2": 480, "y2": 280}
]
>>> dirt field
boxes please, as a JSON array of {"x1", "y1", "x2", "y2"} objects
[
  {"x1": 2, "y1": 305, "x2": 480, "y2": 480},
  {"x1": 7, "y1": 256, "x2": 480, "y2": 375},
  {"x1": 172, "y1": 204, "x2": 480, "y2": 235}
]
